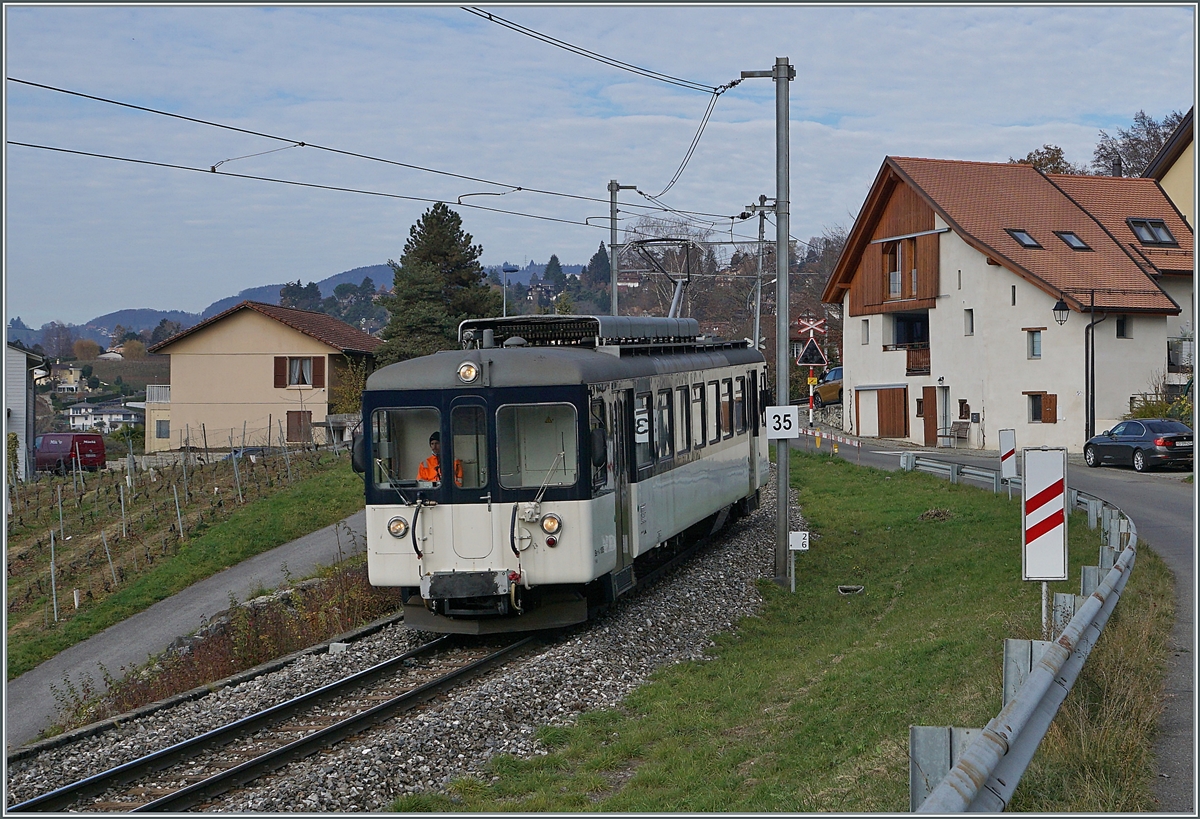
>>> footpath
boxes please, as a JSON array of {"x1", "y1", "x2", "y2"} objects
[{"x1": 4, "y1": 510, "x2": 366, "y2": 752}]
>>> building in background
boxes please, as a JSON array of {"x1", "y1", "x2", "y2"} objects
[
  {"x1": 146, "y1": 301, "x2": 381, "y2": 453},
  {"x1": 823, "y1": 156, "x2": 1191, "y2": 449}
]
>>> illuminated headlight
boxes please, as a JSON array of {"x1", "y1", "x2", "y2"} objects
[
  {"x1": 457, "y1": 361, "x2": 480, "y2": 383},
  {"x1": 540, "y1": 513, "x2": 563, "y2": 535},
  {"x1": 387, "y1": 516, "x2": 410, "y2": 538}
]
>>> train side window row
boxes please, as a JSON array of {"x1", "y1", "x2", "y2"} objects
[{"x1": 636, "y1": 370, "x2": 757, "y2": 470}]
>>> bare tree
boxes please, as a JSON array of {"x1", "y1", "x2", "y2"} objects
[{"x1": 1092, "y1": 109, "x2": 1187, "y2": 176}]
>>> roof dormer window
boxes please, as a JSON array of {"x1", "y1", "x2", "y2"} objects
[
  {"x1": 1006, "y1": 229, "x2": 1042, "y2": 249},
  {"x1": 1054, "y1": 231, "x2": 1091, "y2": 251},
  {"x1": 1127, "y1": 218, "x2": 1177, "y2": 246}
]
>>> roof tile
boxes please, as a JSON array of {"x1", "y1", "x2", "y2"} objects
[{"x1": 149, "y1": 301, "x2": 383, "y2": 354}]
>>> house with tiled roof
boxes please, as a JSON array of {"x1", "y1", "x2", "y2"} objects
[
  {"x1": 145, "y1": 301, "x2": 382, "y2": 453},
  {"x1": 821, "y1": 156, "x2": 1191, "y2": 450},
  {"x1": 1142, "y1": 106, "x2": 1193, "y2": 228}
]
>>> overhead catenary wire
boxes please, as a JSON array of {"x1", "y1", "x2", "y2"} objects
[
  {"x1": 460, "y1": 9, "x2": 742, "y2": 199},
  {"x1": 9, "y1": 138, "x2": 768, "y2": 247},
  {"x1": 7, "y1": 77, "x2": 738, "y2": 223},
  {"x1": 463, "y1": 7, "x2": 717, "y2": 93}
]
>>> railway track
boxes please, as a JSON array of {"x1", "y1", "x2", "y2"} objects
[{"x1": 8, "y1": 634, "x2": 538, "y2": 813}]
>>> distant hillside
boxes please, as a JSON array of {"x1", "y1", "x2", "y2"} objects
[
  {"x1": 43, "y1": 260, "x2": 572, "y2": 354},
  {"x1": 87, "y1": 308, "x2": 202, "y2": 333},
  {"x1": 485, "y1": 261, "x2": 585, "y2": 286},
  {"x1": 198, "y1": 264, "x2": 392, "y2": 318}
]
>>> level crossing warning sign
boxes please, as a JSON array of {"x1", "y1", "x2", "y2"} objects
[
  {"x1": 998, "y1": 429, "x2": 1017, "y2": 480},
  {"x1": 795, "y1": 337, "x2": 827, "y2": 367},
  {"x1": 1021, "y1": 448, "x2": 1068, "y2": 581}
]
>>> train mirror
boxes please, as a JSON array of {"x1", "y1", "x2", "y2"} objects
[
  {"x1": 590, "y1": 427, "x2": 607, "y2": 467},
  {"x1": 351, "y1": 433, "x2": 367, "y2": 474}
]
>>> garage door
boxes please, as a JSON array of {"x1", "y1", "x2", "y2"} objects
[{"x1": 877, "y1": 387, "x2": 908, "y2": 438}]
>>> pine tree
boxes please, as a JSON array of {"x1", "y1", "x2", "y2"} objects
[
  {"x1": 377, "y1": 204, "x2": 498, "y2": 363},
  {"x1": 376, "y1": 262, "x2": 453, "y2": 365},
  {"x1": 543, "y1": 254, "x2": 566, "y2": 291},
  {"x1": 582, "y1": 243, "x2": 610, "y2": 288}
]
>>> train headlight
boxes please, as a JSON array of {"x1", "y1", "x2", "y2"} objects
[
  {"x1": 540, "y1": 513, "x2": 562, "y2": 535},
  {"x1": 457, "y1": 361, "x2": 480, "y2": 383},
  {"x1": 387, "y1": 516, "x2": 410, "y2": 538}
]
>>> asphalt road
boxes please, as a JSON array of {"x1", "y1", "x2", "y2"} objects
[
  {"x1": 4, "y1": 510, "x2": 367, "y2": 753},
  {"x1": 795, "y1": 431, "x2": 1194, "y2": 812}
]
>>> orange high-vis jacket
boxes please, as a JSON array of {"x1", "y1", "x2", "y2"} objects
[{"x1": 417, "y1": 454, "x2": 463, "y2": 486}]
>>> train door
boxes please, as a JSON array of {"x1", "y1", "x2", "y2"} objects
[
  {"x1": 448, "y1": 399, "x2": 492, "y2": 560},
  {"x1": 611, "y1": 391, "x2": 635, "y2": 594}
]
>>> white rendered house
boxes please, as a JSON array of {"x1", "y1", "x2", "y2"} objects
[{"x1": 822, "y1": 156, "x2": 1192, "y2": 450}]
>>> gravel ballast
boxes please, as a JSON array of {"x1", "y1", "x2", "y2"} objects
[{"x1": 7, "y1": 470, "x2": 800, "y2": 811}]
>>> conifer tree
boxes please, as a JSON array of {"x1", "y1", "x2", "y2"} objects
[{"x1": 377, "y1": 203, "x2": 498, "y2": 364}]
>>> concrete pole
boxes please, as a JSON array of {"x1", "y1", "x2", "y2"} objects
[
  {"x1": 610, "y1": 180, "x2": 620, "y2": 317},
  {"x1": 753, "y1": 195, "x2": 767, "y2": 351},
  {"x1": 609, "y1": 180, "x2": 636, "y2": 316},
  {"x1": 773, "y1": 56, "x2": 793, "y2": 582}
]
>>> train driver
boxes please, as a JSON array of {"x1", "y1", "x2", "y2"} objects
[{"x1": 417, "y1": 432, "x2": 463, "y2": 487}]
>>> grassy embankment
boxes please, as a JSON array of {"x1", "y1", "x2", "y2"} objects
[
  {"x1": 6, "y1": 450, "x2": 365, "y2": 681},
  {"x1": 396, "y1": 451, "x2": 1172, "y2": 812}
]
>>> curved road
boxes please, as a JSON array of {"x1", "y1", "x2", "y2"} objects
[
  {"x1": 5, "y1": 511, "x2": 367, "y2": 753},
  {"x1": 808, "y1": 433, "x2": 1193, "y2": 812}
]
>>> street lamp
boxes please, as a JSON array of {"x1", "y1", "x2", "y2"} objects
[{"x1": 1052, "y1": 297, "x2": 1070, "y2": 326}]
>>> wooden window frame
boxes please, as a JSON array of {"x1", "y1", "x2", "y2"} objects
[
  {"x1": 274, "y1": 355, "x2": 326, "y2": 389},
  {"x1": 1022, "y1": 391, "x2": 1057, "y2": 424}
]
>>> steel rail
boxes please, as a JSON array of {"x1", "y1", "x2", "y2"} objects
[
  {"x1": 8, "y1": 635, "x2": 456, "y2": 812},
  {"x1": 917, "y1": 508, "x2": 1138, "y2": 812},
  {"x1": 135, "y1": 635, "x2": 538, "y2": 812}
]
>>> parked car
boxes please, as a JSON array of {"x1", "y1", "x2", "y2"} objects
[
  {"x1": 1083, "y1": 418, "x2": 1193, "y2": 472},
  {"x1": 34, "y1": 432, "x2": 106, "y2": 473},
  {"x1": 813, "y1": 366, "x2": 843, "y2": 409}
]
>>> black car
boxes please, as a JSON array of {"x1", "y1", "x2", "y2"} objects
[{"x1": 1083, "y1": 418, "x2": 1193, "y2": 472}]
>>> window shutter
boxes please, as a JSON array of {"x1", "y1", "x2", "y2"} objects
[
  {"x1": 1044, "y1": 393, "x2": 1057, "y2": 424},
  {"x1": 312, "y1": 356, "x2": 326, "y2": 388},
  {"x1": 274, "y1": 356, "x2": 287, "y2": 388}
]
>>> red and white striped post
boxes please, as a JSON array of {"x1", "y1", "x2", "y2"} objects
[
  {"x1": 1022, "y1": 447, "x2": 1068, "y2": 636},
  {"x1": 998, "y1": 428, "x2": 1017, "y2": 500}
]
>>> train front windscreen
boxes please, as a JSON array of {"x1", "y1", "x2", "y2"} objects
[{"x1": 370, "y1": 402, "x2": 579, "y2": 498}]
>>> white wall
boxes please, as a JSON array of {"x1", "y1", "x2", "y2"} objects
[
  {"x1": 5, "y1": 346, "x2": 35, "y2": 480},
  {"x1": 842, "y1": 218, "x2": 1173, "y2": 451}
]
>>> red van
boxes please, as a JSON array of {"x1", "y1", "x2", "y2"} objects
[{"x1": 34, "y1": 433, "x2": 107, "y2": 473}]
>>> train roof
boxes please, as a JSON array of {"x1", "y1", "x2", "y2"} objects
[
  {"x1": 459, "y1": 315, "x2": 701, "y2": 347},
  {"x1": 367, "y1": 316, "x2": 764, "y2": 392}
]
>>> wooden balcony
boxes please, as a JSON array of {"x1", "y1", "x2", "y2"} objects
[{"x1": 882, "y1": 343, "x2": 930, "y2": 376}]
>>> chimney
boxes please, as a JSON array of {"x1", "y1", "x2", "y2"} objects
[{"x1": 1112, "y1": 156, "x2": 1123, "y2": 177}]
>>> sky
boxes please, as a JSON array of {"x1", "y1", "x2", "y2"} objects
[{"x1": 3, "y1": 3, "x2": 1196, "y2": 329}]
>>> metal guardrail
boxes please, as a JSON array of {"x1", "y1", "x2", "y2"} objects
[{"x1": 903, "y1": 453, "x2": 1139, "y2": 812}]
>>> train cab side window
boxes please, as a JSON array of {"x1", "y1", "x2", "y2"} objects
[
  {"x1": 450, "y1": 405, "x2": 486, "y2": 489},
  {"x1": 634, "y1": 393, "x2": 654, "y2": 468},
  {"x1": 721, "y1": 378, "x2": 734, "y2": 439},
  {"x1": 589, "y1": 399, "x2": 609, "y2": 490},
  {"x1": 692, "y1": 384, "x2": 706, "y2": 450},
  {"x1": 675, "y1": 386, "x2": 691, "y2": 453},
  {"x1": 734, "y1": 376, "x2": 746, "y2": 434},
  {"x1": 706, "y1": 381, "x2": 721, "y2": 444},
  {"x1": 655, "y1": 389, "x2": 674, "y2": 461}
]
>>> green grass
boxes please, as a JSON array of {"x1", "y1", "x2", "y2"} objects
[
  {"x1": 6, "y1": 462, "x2": 365, "y2": 680},
  {"x1": 393, "y1": 452, "x2": 1171, "y2": 813}
]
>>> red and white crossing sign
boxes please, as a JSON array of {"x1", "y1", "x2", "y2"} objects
[
  {"x1": 797, "y1": 317, "x2": 826, "y2": 335},
  {"x1": 998, "y1": 429, "x2": 1017, "y2": 480},
  {"x1": 1022, "y1": 447, "x2": 1068, "y2": 581}
]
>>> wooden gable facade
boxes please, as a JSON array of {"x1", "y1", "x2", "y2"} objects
[{"x1": 840, "y1": 169, "x2": 941, "y2": 316}]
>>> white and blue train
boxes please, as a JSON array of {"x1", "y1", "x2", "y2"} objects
[{"x1": 352, "y1": 315, "x2": 770, "y2": 633}]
